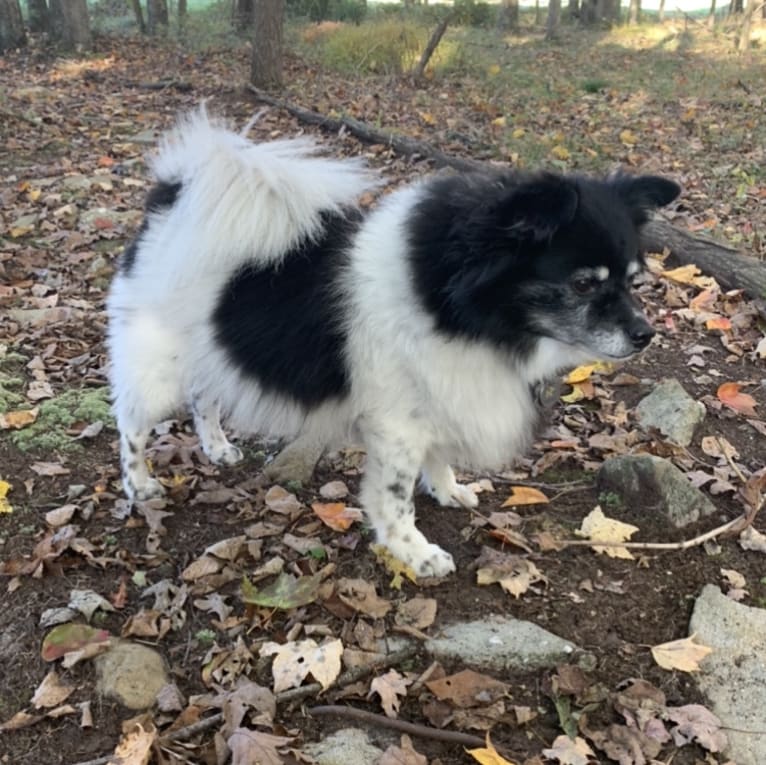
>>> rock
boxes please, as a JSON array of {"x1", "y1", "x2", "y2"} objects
[
  {"x1": 635, "y1": 378, "x2": 705, "y2": 447},
  {"x1": 426, "y1": 616, "x2": 576, "y2": 671},
  {"x1": 95, "y1": 640, "x2": 169, "y2": 710},
  {"x1": 304, "y1": 728, "x2": 384, "y2": 765},
  {"x1": 597, "y1": 454, "x2": 716, "y2": 527},
  {"x1": 689, "y1": 585, "x2": 766, "y2": 765},
  {"x1": 263, "y1": 432, "x2": 326, "y2": 484}
]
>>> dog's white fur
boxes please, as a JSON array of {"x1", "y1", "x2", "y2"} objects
[{"x1": 108, "y1": 114, "x2": 589, "y2": 576}]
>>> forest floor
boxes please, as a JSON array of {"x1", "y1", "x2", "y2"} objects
[{"x1": 1, "y1": 19, "x2": 765, "y2": 765}]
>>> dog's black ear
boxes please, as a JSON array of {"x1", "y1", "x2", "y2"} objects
[
  {"x1": 497, "y1": 174, "x2": 579, "y2": 242},
  {"x1": 612, "y1": 174, "x2": 681, "y2": 225}
]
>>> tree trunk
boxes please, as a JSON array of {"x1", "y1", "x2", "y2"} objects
[
  {"x1": 53, "y1": 0, "x2": 91, "y2": 49},
  {"x1": 147, "y1": 0, "x2": 169, "y2": 34},
  {"x1": 413, "y1": 12, "x2": 452, "y2": 79},
  {"x1": 534, "y1": 0, "x2": 541, "y2": 25},
  {"x1": 628, "y1": 0, "x2": 640, "y2": 24},
  {"x1": 545, "y1": 0, "x2": 561, "y2": 38},
  {"x1": 497, "y1": 0, "x2": 519, "y2": 31},
  {"x1": 233, "y1": 0, "x2": 254, "y2": 30},
  {"x1": 567, "y1": 0, "x2": 580, "y2": 20},
  {"x1": 130, "y1": 0, "x2": 146, "y2": 33},
  {"x1": 28, "y1": 0, "x2": 50, "y2": 33},
  {"x1": 642, "y1": 219, "x2": 766, "y2": 301},
  {"x1": 728, "y1": 0, "x2": 743, "y2": 14},
  {"x1": 658, "y1": 0, "x2": 665, "y2": 21},
  {"x1": 251, "y1": 0, "x2": 284, "y2": 90},
  {"x1": 707, "y1": 0, "x2": 715, "y2": 25},
  {"x1": 737, "y1": 0, "x2": 757, "y2": 50},
  {"x1": 178, "y1": 0, "x2": 187, "y2": 27},
  {"x1": 0, "y1": 0, "x2": 26, "y2": 51}
]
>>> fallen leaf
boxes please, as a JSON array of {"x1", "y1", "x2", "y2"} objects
[
  {"x1": 501, "y1": 486, "x2": 549, "y2": 507},
  {"x1": 109, "y1": 719, "x2": 156, "y2": 765},
  {"x1": 0, "y1": 407, "x2": 39, "y2": 429},
  {"x1": 379, "y1": 734, "x2": 428, "y2": 765},
  {"x1": 395, "y1": 597, "x2": 437, "y2": 630},
  {"x1": 466, "y1": 734, "x2": 517, "y2": 765},
  {"x1": 661, "y1": 264, "x2": 701, "y2": 285},
  {"x1": 260, "y1": 638, "x2": 343, "y2": 693},
  {"x1": 31, "y1": 671, "x2": 75, "y2": 709},
  {"x1": 311, "y1": 502, "x2": 362, "y2": 531},
  {"x1": 576, "y1": 506, "x2": 639, "y2": 559},
  {"x1": 619, "y1": 129, "x2": 637, "y2": 146},
  {"x1": 45, "y1": 504, "x2": 78, "y2": 527},
  {"x1": 426, "y1": 669, "x2": 509, "y2": 708},
  {"x1": 370, "y1": 544, "x2": 418, "y2": 589},
  {"x1": 228, "y1": 728, "x2": 293, "y2": 765},
  {"x1": 716, "y1": 382, "x2": 757, "y2": 416},
  {"x1": 264, "y1": 485, "x2": 303, "y2": 515},
  {"x1": 666, "y1": 704, "x2": 727, "y2": 752},
  {"x1": 30, "y1": 461, "x2": 71, "y2": 476},
  {"x1": 369, "y1": 669, "x2": 411, "y2": 718},
  {"x1": 336, "y1": 577, "x2": 392, "y2": 618},
  {"x1": 651, "y1": 634, "x2": 713, "y2": 672},
  {"x1": 565, "y1": 362, "x2": 612, "y2": 384},
  {"x1": 706, "y1": 316, "x2": 732, "y2": 331},
  {"x1": 41, "y1": 623, "x2": 111, "y2": 662},
  {"x1": 541, "y1": 734, "x2": 596, "y2": 765},
  {"x1": 0, "y1": 479, "x2": 12, "y2": 514},
  {"x1": 319, "y1": 480, "x2": 349, "y2": 499},
  {"x1": 241, "y1": 572, "x2": 323, "y2": 610},
  {"x1": 551, "y1": 145, "x2": 570, "y2": 160},
  {"x1": 475, "y1": 548, "x2": 547, "y2": 598},
  {"x1": 739, "y1": 525, "x2": 766, "y2": 553}
]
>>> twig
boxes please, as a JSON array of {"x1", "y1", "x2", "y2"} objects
[
  {"x1": 67, "y1": 646, "x2": 418, "y2": 765},
  {"x1": 559, "y1": 513, "x2": 748, "y2": 552},
  {"x1": 308, "y1": 705, "x2": 487, "y2": 748},
  {"x1": 412, "y1": 12, "x2": 454, "y2": 80}
]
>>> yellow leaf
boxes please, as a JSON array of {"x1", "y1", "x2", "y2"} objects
[
  {"x1": 0, "y1": 407, "x2": 39, "y2": 430},
  {"x1": 550, "y1": 145, "x2": 570, "y2": 161},
  {"x1": 0, "y1": 479, "x2": 12, "y2": 514},
  {"x1": 565, "y1": 361, "x2": 613, "y2": 384},
  {"x1": 487, "y1": 64, "x2": 501, "y2": 76},
  {"x1": 512, "y1": 128, "x2": 525, "y2": 138},
  {"x1": 491, "y1": 116, "x2": 507, "y2": 127},
  {"x1": 619, "y1": 129, "x2": 638, "y2": 146},
  {"x1": 501, "y1": 486, "x2": 549, "y2": 507},
  {"x1": 10, "y1": 226, "x2": 33, "y2": 238},
  {"x1": 661, "y1": 264, "x2": 701, "y2": 285},
  {"x1": 371, "y1": 544, "x2": 418, "y2": 589},
  {"x1": 27, "y1": 188, "x2": 42, "y2": 202},
  {"x1": 418, "y1": 111, "x2": 437, "y2": 126},
  {"x1": 560, "y1": 384, "x2": 587, "y2": 403},
  {"x1": 466, "y1": 734, "x2": 517, "y2": 765},
  {"x1": 576, "y1": 505, "x2": 639, "y2": 559},
  {"x1": 651, "y1": 634, "x2": 713, "y2": 672}
]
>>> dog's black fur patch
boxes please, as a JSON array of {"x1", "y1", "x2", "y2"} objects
[
  {"x1": 121, "y1": 181, "x2": 182, "y2": 274},
  {"x1": 213, "y1": 209, "x2": 362, "y2": 406}
]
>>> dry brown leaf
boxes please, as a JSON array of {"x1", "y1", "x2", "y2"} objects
[
  {"x1": 476, "y1": 554, "x2": 547, "y2": 598},
  {"x1": 369, "y1": 669, "x2": 412, "y2": 718},
  {"x1": 501, "y1": 486, "x2": 549, "y2": 507},
  {"x1": 311, "y1": 502, "x2": 363, "y2": 531},
  {"x1": 264, "y1": 485, "x2": 303, "y2": 515},
  {"x1": 318, "y1": 480, "x2": 349, "y2": 499},
  {"x1": 426, "y1": 669, "x2": 509, "y2": 708},
  {"x1": 228, "y1": 728, "x2": 292, "y2": 765},
  {"x1": 541, "y1": 734, "x2": 596, "y2": 765},
  {"x1": 651, "y1": 634, "x2": 713, "y2": 672},
  {"x1": 379, "y1": 734, "x2": 428, "y2": 765},
  {"x1": 0, "y1": 407, "x2": 39, "y2": 430},
  {"x1": 394, "y1": 597, "x2": 437, "y2": 630},
  {"x1": 576, "y1": 506, "x2": 639, "y2": 559},
  {"x1": 108, "y1": 719, "x2": 156, "y2": 765},
  {"x1": 31, "y1": 671, "x2": 75, "y2": 709},
  {"x1": 259, "y1": 638, "x2": 343, "y2": 693},
  {"x1": 739, "y1": 525, "x2": 766, "y2": 553},
  {"x1": 336, "y1": 577, "x2": 392, "y2": 618},
  {"x1": 717, "y1": 382, "x2": 757, "y2": 416}
]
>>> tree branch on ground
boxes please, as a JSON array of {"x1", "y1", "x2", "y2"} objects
[{"x1": 412, "y1": 12, "x2": 454, "y2": 81}]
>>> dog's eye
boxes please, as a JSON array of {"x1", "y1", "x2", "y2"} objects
[{"x1": 572, "y1": 276, "x2": 597, "y2": 295}]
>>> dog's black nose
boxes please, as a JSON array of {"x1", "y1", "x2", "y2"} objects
[{"x1": 629, "y1": 323, "x2": 655, "y2": 349}]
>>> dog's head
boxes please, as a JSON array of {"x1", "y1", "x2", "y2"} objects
[{"x1": 444, "y1": 170, "x2": 681, "y2": 361}]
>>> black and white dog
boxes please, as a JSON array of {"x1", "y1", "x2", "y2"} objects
[{"x1": 108, "y1": 113, "x2": 679, "y2": 577}]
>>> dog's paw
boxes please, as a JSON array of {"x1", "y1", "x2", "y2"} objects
[
  {"x1": 129, "y1": 477, "x2": 166, "y2": 502},
  {"x1": 382, "y1": 534, "x2": 456, "y2": 579},
  {"x1": 207, "y1": 443, "x2": 244, "y2": 466},
  {"x1": 425, "y1": 480, "x2": 479, "y2": 510}
]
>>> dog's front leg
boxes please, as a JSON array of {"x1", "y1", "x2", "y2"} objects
[{"x1": 360, "y1": 426, "x2": 456, "y2": 578}]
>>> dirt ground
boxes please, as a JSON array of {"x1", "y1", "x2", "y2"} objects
[{"x1": 1, "y1": 27, "x2": 765, "y2": 765}]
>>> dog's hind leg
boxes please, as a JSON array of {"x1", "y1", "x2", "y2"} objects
[
  {"x1": 360, "y1": 422, "x2": 456, "y2": 578},
  {"x1": 117, "y1": 417, "x2": 165, "y2": 501},
  {"x1": 191, "y1": 398, "x2": 243, "y2": 466},
  {"x1": 419, "y1": 452, "x2": 479, "y2": 510}
]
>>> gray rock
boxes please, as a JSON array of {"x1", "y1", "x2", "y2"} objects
[
  {"x1": 263, "y1": 432, "x2": 326, "y2": 484},
  {"x1": 598, "y1": 454, "x2": 716, "y2": 527},
  {"x1": 635, "y1": 378, "x2": 705, "y2": 446},
  {"x1": 304, "y1": 728, "x2": 384, "y2": 765},
  {"x1": 426, "y1": 615, "x2": 576, "y2": 671},
  {"x1": 689, "y1": 585, "x2": 766, "y2": 765},
  {"x1": 95, "y1": 640, "x2": 169, "y2": 710}
]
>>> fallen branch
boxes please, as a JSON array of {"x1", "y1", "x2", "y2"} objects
[
  {"x1": 67, "y1": 646, "x2": 418, "y2": 765},
  {"x1": 126, "y1": 80, "x2": 193, "y2": 92},
  {"x1": 246, "y1": 85, "x2": 483, "y2": 173},
  {"x1": 308, "y1": 705, "x2": 487, "y2": 749},
  {"x1": 412, "y1": 12, "x2": 454, "y2": 80}
]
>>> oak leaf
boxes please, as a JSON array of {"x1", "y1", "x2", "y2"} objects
[
  {"x1": 369, "y1": 669, "x2": 411, "y2": 718},
  {"x1": 651, "y1": 634, "x2": 713, "y2": 672},
  {"x1": 260, "y1": 638, "x2": 343, "y2": 693}
]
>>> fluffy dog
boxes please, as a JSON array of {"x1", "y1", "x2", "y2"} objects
[{"x1": 108, "y1": 113, "x2": 680, "y2": 577}]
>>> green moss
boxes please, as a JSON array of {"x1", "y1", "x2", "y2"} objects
[
  {"x1": 0, "y1": 351, "x2": 27, "y2": 413},
  {"x1": 10, "y1": 387, "x2": 114, "y2": 453}
]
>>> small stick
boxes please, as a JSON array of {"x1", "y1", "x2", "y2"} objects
[{"x1": 308, "y1": 705, "x2": 487, "y2": 749}]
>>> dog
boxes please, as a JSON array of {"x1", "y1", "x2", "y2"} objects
[{"x1": 107, "y1": 112, "x2": 680, "y2": 577}]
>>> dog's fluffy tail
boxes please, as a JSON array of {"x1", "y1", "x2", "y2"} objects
[{"x1": 149, "y1": 110, "x2": 379, "y2": 266}]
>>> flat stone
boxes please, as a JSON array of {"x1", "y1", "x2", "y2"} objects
[
  {"x1": 598, "y1": 454, "x2": 716, "y2": 527},
  {"x1": 304, "y1": 728, "x2": 384, "y2": 765},
  {"x1": 95, "y1": 640, "x2": 169, "y2": 710},
  {"x1": 426, "y1": 616, "x2": 576, "y2": 671},
  {"x1": 689, "y1": 585, "x2": 766, "y2": 765},
  {"x1": 635, "y1": 378, "x2": 705, "y2": 447}
]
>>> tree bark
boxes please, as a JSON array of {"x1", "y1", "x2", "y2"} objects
[
  {"x1": 567, "y1": 0, "x2": 580, "y2": 20},
  {"x1": 628, "y1": 0, "x2": 640, "y2": 24},
  {"x1": 0, "y1": 0, "x2": 26, "y2": 51},
  {"x1": 737, "y1": 0, "x2": 757, "y2": 50},
  {"x1": 497, "y1": 0, "x2": 519, "y2": 31},
  {"x1": 28, "y1": 0, "x2": 50, "y2": 33},
  {"x1": 53, "y1": 0, "x2": 91, "y2": 49},
  {"x1": 130, "y1": 0, "x2": 146, "y2": 33},
  {"x1": 642, "y1": 218, "x2": 766, "y2": 300},
  {"x1": 413, "y1": 13, "x2": 452, "y2": 80},
  {"x1": 545, "y1": 0, "x2": 561, "y2": 38},
  {"x1": 147, "y1": 0, "x2": 169, "y2": 34},
  {"x1": 233, "y1": 0, "x2": 254, "y2": 31},
  {"x1": 658, "y1": 0, "x2": 666, "y2": 21},
  {"x1": 251, "y1": 0, "x2": 285, "y2": 90}
]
